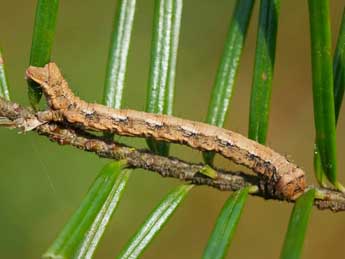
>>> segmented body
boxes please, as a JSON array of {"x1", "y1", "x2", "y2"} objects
[{"x1": 26, "y1": 63, "x2": 306, "y2": 200}]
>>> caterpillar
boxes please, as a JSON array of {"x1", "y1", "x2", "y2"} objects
[{"x1": 26, "y1": 62, "x2": 306, "y2": 200}]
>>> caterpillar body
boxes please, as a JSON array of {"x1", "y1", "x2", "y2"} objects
[{"x1": 26, "y1": 63, "x2": 306, "y2": 200}]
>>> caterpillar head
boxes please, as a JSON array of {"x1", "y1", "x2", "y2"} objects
[{"x1": 26, "y1": 63, "x2": 73, "y2": 110}]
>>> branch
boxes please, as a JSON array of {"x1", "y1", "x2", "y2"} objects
[{"x1": 0, "y1": 96, "x2": 344, "y2": 212}]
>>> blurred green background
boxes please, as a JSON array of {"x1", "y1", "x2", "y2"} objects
[{"x1": 0, "y1": 1, "x2": 344, "y2": 258}]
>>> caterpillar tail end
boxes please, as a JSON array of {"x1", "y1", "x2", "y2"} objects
[{"x1": 276, "y1": 168, "x2": 306, "y2": 201}]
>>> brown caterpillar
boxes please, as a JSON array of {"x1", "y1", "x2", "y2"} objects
[{"x1": 26, "y1": 62, "x2": 306, "y2": 200}]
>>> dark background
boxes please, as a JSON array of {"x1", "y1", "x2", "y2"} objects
[{"x1": 0, "y1": 1, "x2": 344, "y2": 258}]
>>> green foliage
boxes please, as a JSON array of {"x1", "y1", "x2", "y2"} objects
[
  {"x1": 333, "y1": 8, "x2": 345, "y2": 122},
  {"x1": 103, "y1": 0, "x2": 136, "y2": 109},
  {"x1": 0, "y1": 49, "x2": 10, "y2": 100},
  {"x1": 202, "y1": 188, "x2": 249, "y2": 259},
  {"x1": 308, "y1": 0, "x2": 342, "y2": 190},
  {"x1": 314, "y1": 7, "x2": 345, "y2": 187},
  {"x1": 280, "y1": 189, "x2": 315, "y2": 259},
  {"x1": 203, "y1": 0, "x2": 254, "y2": 164},
  {"x1": 248, "y1": 0, "x2": 280, "y2": 143},
  {"x1": 43, "y1": 161, "x2": 130, "y2": 259},
  {"x1": 117, "y1": 185, "x2": 193, "y2": 259},
  {"x1": 28, "y1": 0, "x2": 59, "y2": 108},
  {"x1": 145, "y1": 0, "x2": 182, "y2": 156}
]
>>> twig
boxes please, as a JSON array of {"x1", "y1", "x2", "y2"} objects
[{"x1": 0, "y1": 96, "x2": 344, "y2": 212}]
